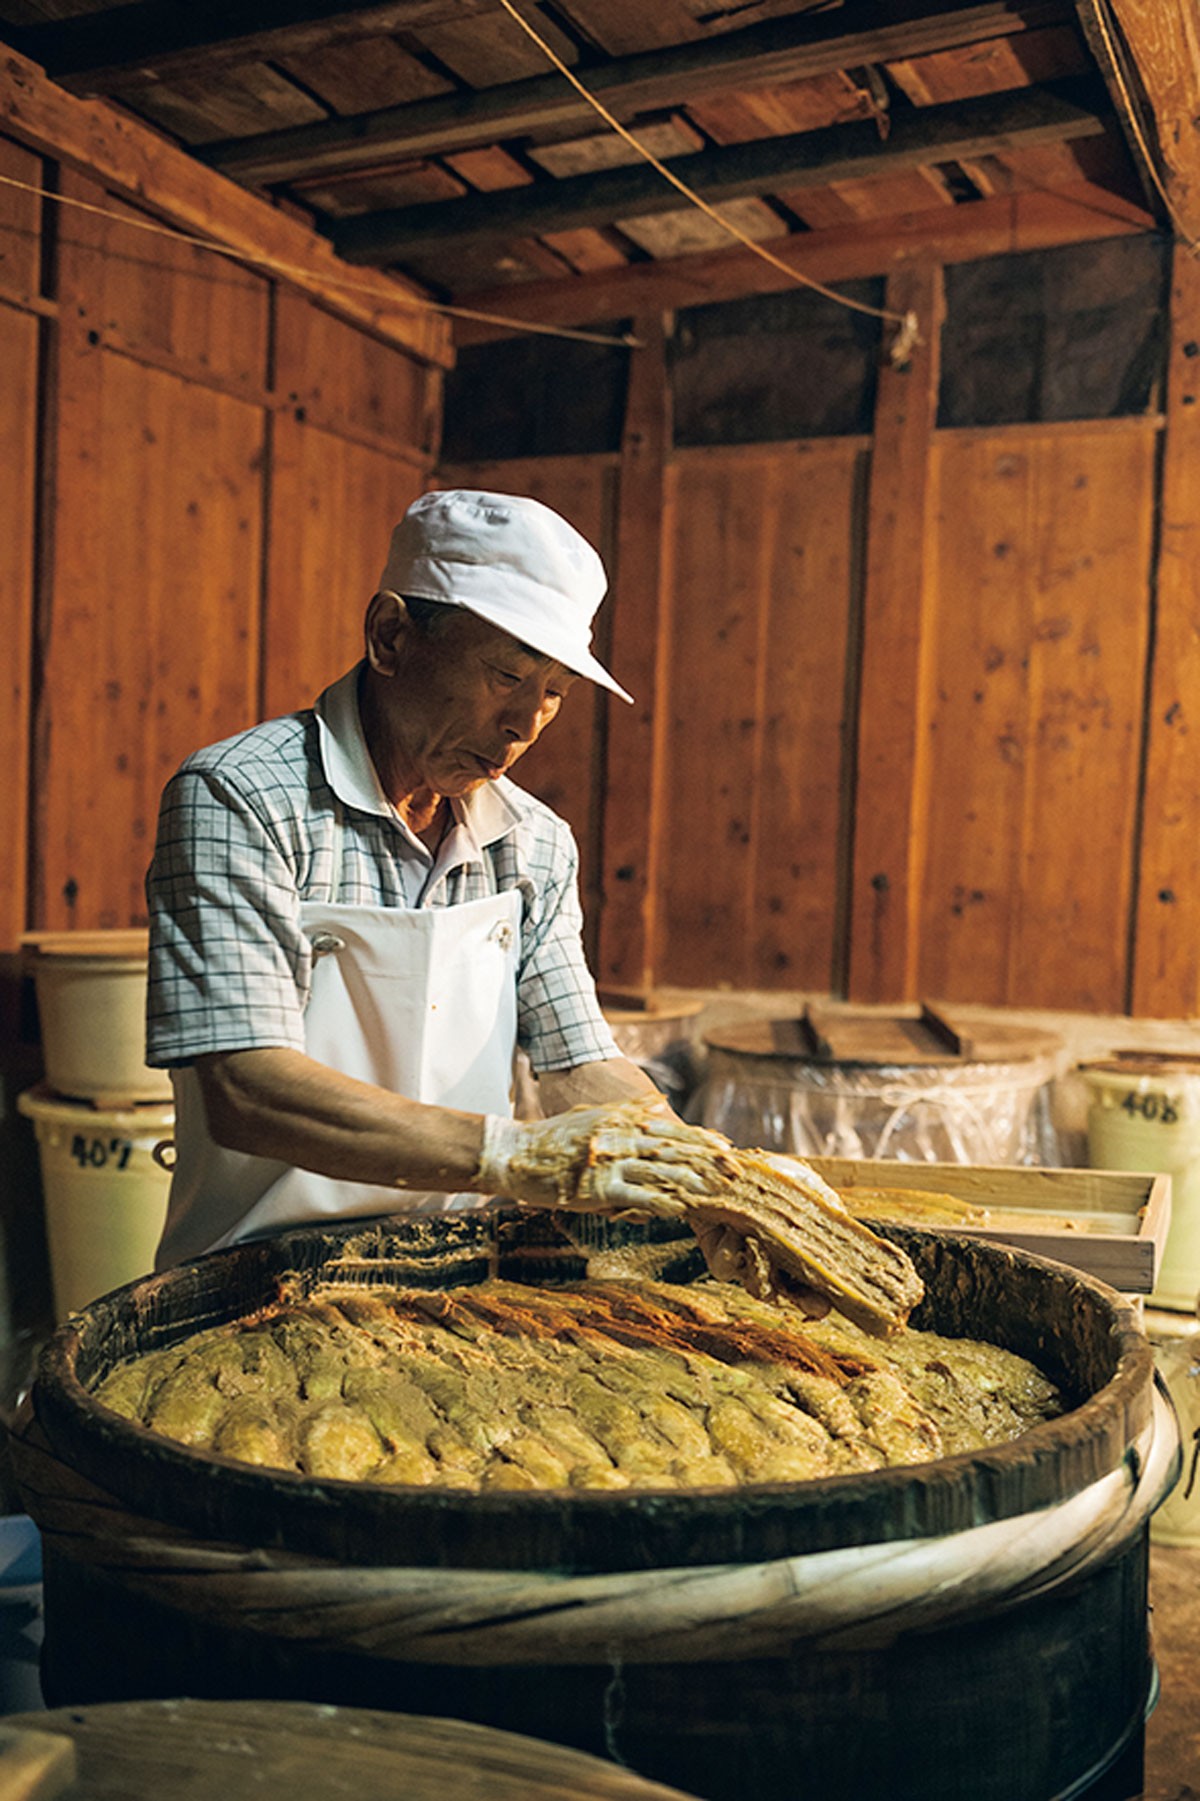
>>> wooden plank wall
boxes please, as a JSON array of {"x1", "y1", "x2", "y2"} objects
[
  {"x1": 1, "y1": 129, "x2": 439, "y2": 944},
  {"x1": 918, "y1": 417, "x2": 1156, "y2": 1012},
  {"x1": 439, "y1": 239, "x2": 1200, "y2": 1020}
]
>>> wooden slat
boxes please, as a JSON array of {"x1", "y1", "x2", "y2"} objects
[
  {"x1": 263, "y1": 411, "x2": 426, "y2": 719},
  {"x1": 123, "y1": 61, "x2": 327, "y2": 149},
  {"x1": 0, "y1": 42, "x2": 451, "y2": 367},
  {"x1": 201, "y1": 1, "x2": 1071, "y2": 185},
  {"x1": 919, "y1": 419, "x2": 1158, "y2": 1011},
  {"x1": 276, "y1": 34, "x2": 452, "y2": 114},
  {"x1": 685, "y1": 71, "x2": 874, "y2": 144},
  {"x1": 528, "y1": 119, "x2": 702, "y2": 177},
  {"x1": 747, "y1": 443, "x2": 866, "y2": 990},
  {"x1": 328, "y1": 76, "x2": 1111, "y2": 265},
  {"x1": 960, "y1": 129, "x2": 1141, "y2": 200},
  {"x1": 443, "y1": 146, "x2": 531, "y2": 192},
  {"x1": 615, "y1": 197, "x2": 786, "y2": 259},
  {"x1": 1132, "y1": 250, "x2": 1200, "y2": 1016},
  {"x1": 848, "y1": 263, "x2": 944, "y2": 1004},
  {"x1": 450, "y1": 187, "x2": 1153, "y2": 341},
  {"x1": 596, "y1": 314, "x2": 671, "y2": 990},
  {"x1": 289, "y1": 159, "x2": 465, "y2": 220},
  {"x1": 554, "y1": 0, "x2": 730, "y2": 55},
  {"x1": 886, "y1": 22, "x2": 1091, "y2": 106},
  {"x1": 784, "y1": 165, "x2": 956, "y2": 224},
  {"x1": 657, "y1": 452, "x2": 767, "y2": 987},
  {"x1": 538, "y1": 226, "x2": 628, "y2": 274},
  {"x1": 415, "y1": 4, "x2": 581, "y2": 88}
]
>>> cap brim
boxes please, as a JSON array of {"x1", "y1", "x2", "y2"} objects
[{"x1": 395, "y1": 589, "x2": 635, "y2": 705}]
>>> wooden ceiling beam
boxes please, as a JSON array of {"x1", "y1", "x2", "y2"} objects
[
  {"x1": 1076, "y1": 0, "x2": 1200, "y2": 242},
  {"x1": 9, "y1": 0, "x2": 497, "y2": 94},
  {"x1": 450, "y1": 182, "x2": 1154, "y2": 339},
  {"x1": 202, "y1": 0, "x2": 1071, "y2": 186},
  {"x1": 327, "y1": 75, "x2": 1110, "y2": 265}
]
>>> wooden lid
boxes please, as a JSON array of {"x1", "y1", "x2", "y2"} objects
[
  {"x1": 21, "y1": 929, "x2": 150, "y2": 960},
  {"x1": 1080, "y1": 1050, "x2": 1200, "y2": 1078},
  {"x1": 705, "y1": 1004, "x2": 1061, "y2": 1067}
]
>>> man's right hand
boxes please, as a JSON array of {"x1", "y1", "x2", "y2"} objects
[{"x1": 477, "y1": 1105, "x2": 724, "y2": 1212}]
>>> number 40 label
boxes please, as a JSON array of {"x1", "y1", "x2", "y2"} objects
[
  {"x1": 69, "y1": 1134, "x2": 133, "y2": 1170},
  {"x1": 1121, "y1": 1091, "x2": 1180, "y2": 1126}
]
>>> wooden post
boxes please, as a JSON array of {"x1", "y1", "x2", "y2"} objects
[
  {"x1": 847, "y1": 261, "x2": 944, "y2": 1002},
  {"x1": 1131, "y1": 248, "x2": 1200, "y2": 1016},
  {"x1": 598, "y1": 312, "x2": 672, "y2": 991}
]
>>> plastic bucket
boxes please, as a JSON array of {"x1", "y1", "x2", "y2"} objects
[
  {"x1": 1082, "y1": 1059, "x2": 1200, "y2": 1312},
  {"x1": 16, "y1": 1084, "x2": 174, "y2": 1319},
  {"x1": 20, "y1": 930, "x2": 171, "y2": 1106}
]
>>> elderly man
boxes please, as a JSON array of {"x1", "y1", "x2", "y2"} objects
[{"x1": 146, "y1": 489, "x2": 701, "y2": 1268}]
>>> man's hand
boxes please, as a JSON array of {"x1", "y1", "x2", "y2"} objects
[{"x1": 477, "y1": 1105, "x2": 723, "y2": 1212}]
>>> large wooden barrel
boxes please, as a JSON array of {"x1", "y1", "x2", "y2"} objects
[{"x1": 14, "y1": 1212, "x2": 1169, "y2": 1801}]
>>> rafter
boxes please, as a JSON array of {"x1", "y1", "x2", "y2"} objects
[
  {"x1": 450, "y1": 183, "x2": 1153, "y2": 340},
  {"x1": 199, "y1": 0, "x2": 1071, "y2": 186},
  {"x1": 325, "y1": 75, "x2": 1110, "y2": 266},
  {"x1": 1076, "y1": 0, "x2": 1200, "y2": 242}
]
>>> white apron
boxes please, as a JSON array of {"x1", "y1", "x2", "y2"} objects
[{"x1": 157, "y1": 837, "x2": 521, "y2": 1267}]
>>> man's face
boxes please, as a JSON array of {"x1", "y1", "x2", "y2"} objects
[{"x1": 382, "y1": 609, "x2": 577, "y2": 799}]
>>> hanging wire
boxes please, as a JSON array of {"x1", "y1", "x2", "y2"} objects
[
  {"x1": 0, "y1": 169, "x2": 642, "y2": 348},
  {"x1": 493, "y1": 0, "x2": 921, "y2": 367}
]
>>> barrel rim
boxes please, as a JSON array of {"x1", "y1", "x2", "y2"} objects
[{"x1": 29, "y1": 1216, "x2": 1154, "y2": 1575}]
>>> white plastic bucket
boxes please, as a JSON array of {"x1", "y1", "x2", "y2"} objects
[
  {"x1": 16, "y1": 1084, "x2": 174, "y2": 1318},
  {"x1": 1082, "y1": 1059, "x2": 1200, "y2": 1312},
  {"x1": 21, "y1": 929, "x2": 171, "y2": 1106}
]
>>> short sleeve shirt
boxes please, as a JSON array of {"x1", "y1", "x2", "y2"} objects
[{"x1": 145, "y1": 663, "x2": 619, "y2": 1075}]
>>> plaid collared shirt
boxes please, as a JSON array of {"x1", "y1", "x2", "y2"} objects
[{"x1": 145, "y1": 663, "x2": 618, "y2": 1074}]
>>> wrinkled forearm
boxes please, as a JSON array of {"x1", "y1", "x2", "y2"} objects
[{"x1": 193, "y1": 1046, "x2": 487, "y2": 1193}]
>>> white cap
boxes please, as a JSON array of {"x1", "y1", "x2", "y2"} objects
[{"x1": 378, "y1": 489, "x2": 633, "y2": 704}]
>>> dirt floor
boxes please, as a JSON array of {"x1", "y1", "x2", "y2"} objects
[{"x1": 1144, "y1": 1542, "x2": 1200, "y2": 1801}]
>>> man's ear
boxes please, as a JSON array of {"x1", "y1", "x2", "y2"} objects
[{"x1": 364, "y1": 592, "x2": 409, "y2": 675}]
